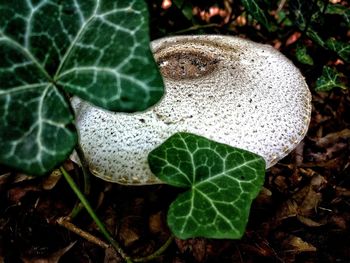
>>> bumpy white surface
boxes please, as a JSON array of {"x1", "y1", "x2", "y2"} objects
[{"x1": 72, "y1": 35, "x2": 312, "y2": 184}]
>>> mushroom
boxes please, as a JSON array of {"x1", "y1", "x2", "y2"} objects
[{"x1": 72, "y1": 35, "x2": 312, "y2": 185}]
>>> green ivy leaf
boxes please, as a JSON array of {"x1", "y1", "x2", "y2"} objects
[
  {"x1": 316, "y1": 66, "x2": 347, "y2": 92},
  {"x1": 326, "y1": 38, "x2": 350, "y2": 63},
  {"x1": 290, "y1": 0, "x2": 325, "y2": 30},
  {"x1": 0, "y1": 84, "x2": 77, "y2": 175},
  {"x1": 148, "y1": 133, "x2": 266, "y2": 239},
  {"x1": 296, "y1": 44, "x2": 314, "y2": 65},
  {"x1": 0, "y1": 1, "x2": 164, "y2": 175},
  {"x1": 276, "y1": 10, "x2": 293, "y2": 27},
  {"x1": 241, "y1": 0, "x2": 273, "y2": 31},
  {"x1": 326, "y1": 4, "x2": 350, "y2": 26},
  {"x1": 173, "y1": 0, "x2": 193, "y2": 20},
  {"x1": 0, "y1": 1, "x2": 163, "y2": 111},
  {"x1": 306, "y1": 28, "x2": 325, "y2": 47},
  {"x1": 289, "y1": 0, "x2": 313, "y2": 31}
]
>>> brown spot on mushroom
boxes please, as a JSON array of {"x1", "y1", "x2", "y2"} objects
[{"x1": 157, "y1": 51, "x2": 219, "y2": 80}]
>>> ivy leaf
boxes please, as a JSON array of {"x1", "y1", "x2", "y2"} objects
[
  {"x1": 241, "y1": 0, "x2": 273, "y2": 31},
  {"x1": 326, "y1": 38, "x2": 350, "y2": 63},
  {"x1": 290, "y1": 0, "x2": 325, "y2": 30},
  {"x1": 173, "y1": 0, "x2": 193, "y2": 20},
  {"x1": 306, "y1": 28, "x2": 325, "y2": 47},
  {"x1": 0, "y1": 1, "x2": 164, "y2": 175},
  {"x1": 0, "y1": 1, "x2": 163, "y2": 111},
  {"x1": 316, "y1": 66, "x2": 347, "y2": 92},
  {"x1": 296, "y1": 44, "x2": 314, "y2": 65},
  {"x1": 148, "y1": 133, "x2": 265, "y2": 239},
  {"x1": 276, "y1": 10, "x2": 293, "y2": 26},
  {"x1": 289, "y1": 0, "x2": 314, "y2": 31},
  {"x1": 0, "y1": 84, "x2": 77, "y2": 175},
  {"x1": 326, "y1": 4, "x2": 350, "y2": 26}
]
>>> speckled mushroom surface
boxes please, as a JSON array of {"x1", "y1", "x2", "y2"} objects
[{"x1": 72, "y1": 35, "x2": 312, "y2": 184}]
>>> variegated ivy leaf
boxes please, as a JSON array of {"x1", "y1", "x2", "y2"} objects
[
  {"x1": 289, "y1": 0, "x2": 312, "y2": 31},
  {"x1": 148, "y1": 133, "x2": 265, "y2": 239},
  {"x1": 326, "y1": 4, "x2": 350, "y2": 26},
  {"x1": 289, "y1": 0, "x2": 324, "y2": 31},
  {"x1": 0, "y1": 84, "x2": 77, "y2": 175},
  {"x1": 296, "y1": 44, "x2": 314, "y2": 65},
  {"x1": 316, "y1": 66, "x2": 347, "y2": 92},
  {"x1": 326, "y1": 38, "x2": 350, "y2": 63},
  {"x1": 173, "y1": 0, "x2": 193, "y2": 20},
  {"x1": 241, "y1": 0, "x2": 273, "y2": 31},
  {"x1": 0, "y1": 0, "x2": 164, "y2": 175},
  {"x1": 306, "y1": 29, "x2": 325, "y2": 47}
]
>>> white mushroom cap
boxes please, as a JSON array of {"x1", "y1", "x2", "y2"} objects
[{"x1": 72, "y1": 35, "x2": 312, "y2": 185}]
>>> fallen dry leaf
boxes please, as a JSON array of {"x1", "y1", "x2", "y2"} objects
[
  {"x1": 276, "y1": 199, "x2": 298, "y2": 221},
  {"x1": 148, "y1": 211, "x2": 165, "y2": 234},
  {"x1": 282, "y1": 235, "x2": 316, "y2": 253},
  {"x1": 286, "y1": 32, "x2": 301, "y2": 46},
  {"x1": 276, "y1": 175, "x2": 327, "y2": 223},
  {"x1": 175, "y1": 238, "x2": 207, "y2": 262},
  {"x1": 329, "y1": 214, "x2": 348, "y2": 230},
  {"x1": 161, "y1": 0, "x2": 172, "y2": 10},
  {"x1": 315, "y1": 129, "x2": 350, "y2": 147},
  {"x1": 104, "y1": 247, "x2": 123, "y2": 263},
  {"x1": 8, "y1": 185, "x2": 41, "y2": 203},
  {"x1": 297, "y1": 215, "x2": 324, "y2": 227},
  {"x1": 21, "y1": 242, "x2": 75, "y2": 263},
  {"x1": 42, "y1": 170, "x2": 61, "y2": 190},
  {"x1": 335, "y1": 186, "x2": 350, "y2": 197},
  {"x1": 118, "y1": 216, "x2": 142, "y2": 247}
]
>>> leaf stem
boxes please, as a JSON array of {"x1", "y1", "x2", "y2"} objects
[
  {"x1": 69, "y1": 201, "x2": 85, "y2": 219},
  {"x1": 75, "y1": 142, "x2": 91, "y2": 195},
  {"x1": 68, "y1": 143, "x2": 91, "y2": 219},
  {"x1": 172, "y1": 23, "x2": 221, "y2": 35},
  {"x1": 59, "y1": 166, "x2": 131, "y2": 262}
]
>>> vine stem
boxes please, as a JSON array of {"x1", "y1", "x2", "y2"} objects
[
  {"x1": 75, "y1": 142, "x2": 91, "y2": 195},
  {"x1": 59, "y1": 86, "x2": 91, "y2": 219},
  {"x1": 69, "y1": 142, "x2": 92, "y2": 219},
  {"x1": 59, "y1": 166, "x2": 132, "y2": 263},
  {"x1": 172, "y1": 23, "x2": 221, "y2": 34},
  {"x1": 60, "y1": 166, "x2": 174, "y2": 262}
]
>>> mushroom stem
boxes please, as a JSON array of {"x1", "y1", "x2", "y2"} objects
[{"x1": 59, "y1": 166, "x2": 131, "y2": 262}]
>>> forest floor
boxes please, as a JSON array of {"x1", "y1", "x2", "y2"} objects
[{"x1": 1, "y1": 1, "x2": 349, "y2": 262}]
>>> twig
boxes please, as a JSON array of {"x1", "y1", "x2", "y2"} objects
[
  {"x1": 277, "y1": 0, "x2": 287, "y2": 13},
  {"x1": 57, "y1": 217, "x2": 109, "y2": 249}
]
